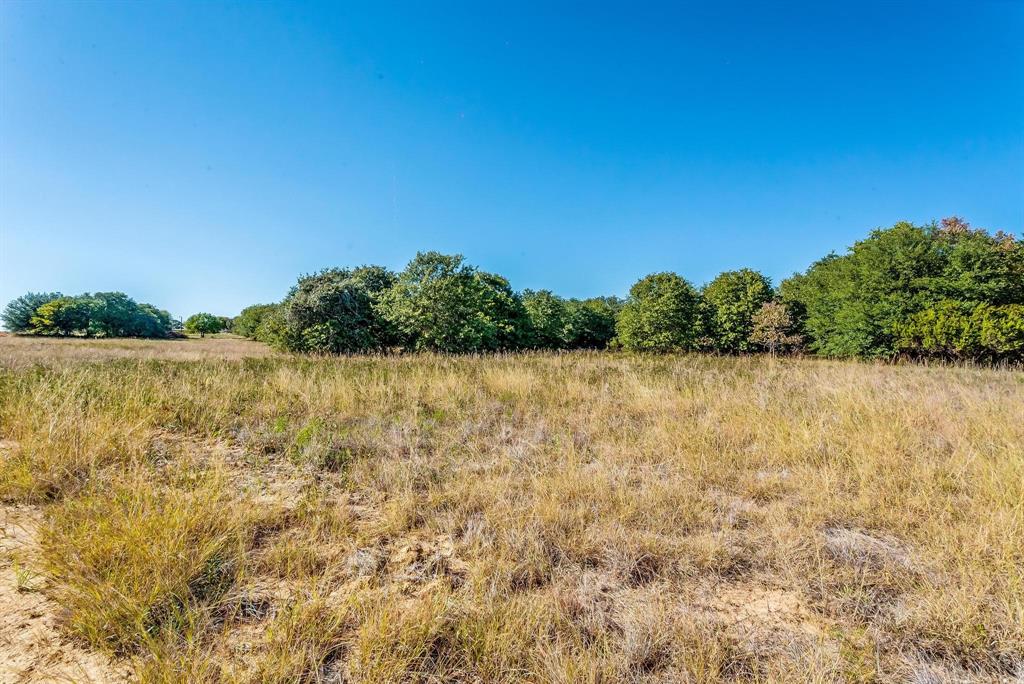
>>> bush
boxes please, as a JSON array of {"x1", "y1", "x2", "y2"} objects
[
  {"x1": 748, "y1": 300, "x2": 803, "y2": 355},
  {"x1": 232, "y1": 304, "x2": 278, "y2": 339},
  {"x1": 700, "y1": 269, "x2": 773, "y2": 353},
  {"x1": 896, "y1": 301, "x2": 1024, "y2": 361},
  {"x1": 377, "y1": 252, "x2": 530, "y2": 353},
  {"x1": 616, "y1": 273, "x2": 700, "y2": 352},
  {"x1": 275, "y1": 267, "x2": 396, "y2": 354}
]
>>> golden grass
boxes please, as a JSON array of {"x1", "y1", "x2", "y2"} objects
[{"x1": 0, "y1": 336, "x2": 1021, "y2": 682}]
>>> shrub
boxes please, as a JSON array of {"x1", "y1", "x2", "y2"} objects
[
  {"x1": 748, "y1": 300, "x2": 803, "y2": 355},
  {"x1": 700, "y1": 269, "x2": 773, "y2": 353},
  {"x1": 232, "y1": 304, "x2": 279, "y2": 339},
  {"x1": 276, "y1": 267, "x2": 396, "y2": 354},
  {"x1": 896, "y1": 301, "x2": 1024, "y2": 361},
  {"x1": 616, "y1": 273, "x2": 700, "y2": 352},
  {"x1": 377, "y1": 252, "x2": 530, "y2": 353}
]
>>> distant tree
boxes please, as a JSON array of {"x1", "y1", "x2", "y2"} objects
[
  {"x1": 277, "y1": 266, "x2": 396, "y2": 354},
  {"x1": 31, "y1": 297, "x2": 92, "y2": 336},
  {"x1": 184, "y1": 312, "x2": 225, "y2": 337},
  {"x1": 748, "y1": 300, "x2": 803, "y2": 355},
  {"x1": 616, "y1": 273, "x2": 700, "y2": 352},
  {"x1": 522, "y1": 289, "x2": 568, "y2": 349},
  {"x1": 2, "y1": 292, "x2": 63, "y2": 332},
  {"x1": 377, "y1": 252, "x2": 530, "y2": 353},
  {"x1": 700, "y1": 269, "x2": 773, "y2": 353},
  {"x1": 232, "y1": 304, "x2": 278, "y2": 339},
  {"x1": 563, "y1": 297, "x2": 621, "y2": 349}
]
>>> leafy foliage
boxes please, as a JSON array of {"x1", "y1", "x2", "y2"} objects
[
  {"x1": 616, "y1": 272, "x2": 700, "y2": 352},
  {"x1": 14, "y1": 292, "x2": 173, "y2": 338},
  {"x1": 31, "y1": 297, "x2": 94, "y2": 336},
  {"x1": 232, "y1": 304, "x2": 278, "y2": 338},
  {"x1": 377, "y1": 252, "x2": 530, "y2": 353},
  {"x1": 273, "y1": 267, "x2": 396, "y2": 354},
  {"x1": 748, "y1": 300, "x2": 803, "y2": 355},
  {"x1": 2, "y1": 292, "x2": 63, "y2": 332},
  {"x1": 564, "y1": 297, "x2": 621, "y2": 349},
  {"x1": 896, "y1": 301, "x2": 1024, "y2": 361},
  {"x1": 781, "y1": 218, "x2": 1024, "y2": 360},
  {"x1": 522, "y1": 289, "x2": 569, "y2": 349},
  {"x1": 700, "y1": 269, "x2": 773, "y2": 352},
  {"x1": 184, "y1": 313, "x2": 225, "y2": 337}
]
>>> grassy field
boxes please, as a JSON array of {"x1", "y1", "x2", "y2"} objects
[{"x1": 0, "y1": 336, "x2": 1021, "y2": 683}]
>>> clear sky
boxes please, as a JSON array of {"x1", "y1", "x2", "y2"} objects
[{"x1": 2, "y1": 1, "x2": 1022, "y2": 320}]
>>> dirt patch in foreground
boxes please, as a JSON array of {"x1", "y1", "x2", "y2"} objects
[{"x1": 0, "y1": 505, "x2": 127, "y2": 684}]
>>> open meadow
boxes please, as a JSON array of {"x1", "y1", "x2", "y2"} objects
[{"x1": 0, "y1": 336, "x2": 1021, "y2": 683}]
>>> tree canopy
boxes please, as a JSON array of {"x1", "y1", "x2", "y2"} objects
[
  {"x1": 184, "y1": 313, "x2": 225, "y2": 337},
  {"x1": 9, "y1": 217, "x2": 1020, "y2": 362},
  {"x1": 376, "y1": 252, "x2": 530, "y2": 353},
  {"x1": 616, "y1": 272, "x2": 700, "y2": 352},
  {"x1": 780, "y1": 218, "x2": 1023, "y2": 360},
  {"x1": 6, "y1": 291, "x2": 173, "y2": 338}
]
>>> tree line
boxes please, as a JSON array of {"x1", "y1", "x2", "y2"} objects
[
  {"x1": 229, "y1": 218, "x2": 1022, "y2": 362},
  {"x1": 5, "y1": 217, "x2": 1022, "y2": 361},
  {"x1": 1, "y1": 292, "x2": 176, "y2": 338}
]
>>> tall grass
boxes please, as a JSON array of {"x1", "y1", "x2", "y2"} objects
[{"x1": 0, "y1": 338, "x2": 1021, "y2": 681}]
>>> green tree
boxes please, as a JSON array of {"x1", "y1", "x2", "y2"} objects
[
  {"x1": 522, "y1": 289, "x2": 568, "y2": 349},
  {"x1": 184, "y1": 312, "x2": 225, "y2": 337},
  {"x1": 2, "y1": 292, "x2": 63, "y2": 332},
  {"x1": 130, "y1": 304, "x2": 173, "y2": 338},
  {"x1": 31, "y1": 297, "x2": 92, "y2": 336},
  {"x1": 88, "y1": 292, "x2": 140, "y2": 337},
  {"x1": 232, "y1": 304, "x2": 279, "y2": 339},
  {"x1": 700, "y1": 269, "x2": 773, "y2": 352},
  {"x1": 563, "y1": 297, "x2": 621, "y2": 349},
  {"x1": 277, "y1": 266, "x2": 396, "y2": 354},
  {"x1": 896, "y1": 300, "x2": 1024, "y2": 361},
  {"x1": 616, "y1": 273, "x2": 700, "y2": 352},
  {"x1": 377, "y1": 252, "x2": 530, "y2": 353},
  {"x1": 782, "y1": 219, "x2": 1023, "y2": 359}
]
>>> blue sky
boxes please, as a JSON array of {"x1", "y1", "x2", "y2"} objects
[{"x1": 2, "y1": 1, "x2": 1022, "y2": 320}]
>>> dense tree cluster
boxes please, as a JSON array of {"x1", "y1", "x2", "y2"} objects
[
  {"x1": 184, "y1": 312, "x2": 228, "y2": 338},
  {"x1": 2, "y1": 292, "x2": 174, "y2": 338},
  {"x1": 7, "y1": 218, "x2": 1020, "y2": 362},
  {"x1": 780, "y1": 218, "x2": 1023, "y2": 361},
  {"x1": 227, "y1": 218, "x2": 1022, "y2": 362}
]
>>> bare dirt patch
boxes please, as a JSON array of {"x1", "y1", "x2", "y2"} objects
[{"x1": 0, "y1": 505, "x2": 127, "y2": 684}]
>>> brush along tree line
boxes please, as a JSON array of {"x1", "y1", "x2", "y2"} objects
[{"x1": 5, "y1": 218, "x2": 1023, "y2": 360}]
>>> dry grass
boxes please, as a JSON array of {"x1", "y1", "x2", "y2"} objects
[{"x1": 0, "y1": 336, "x2": 1021, "y2": 682}]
